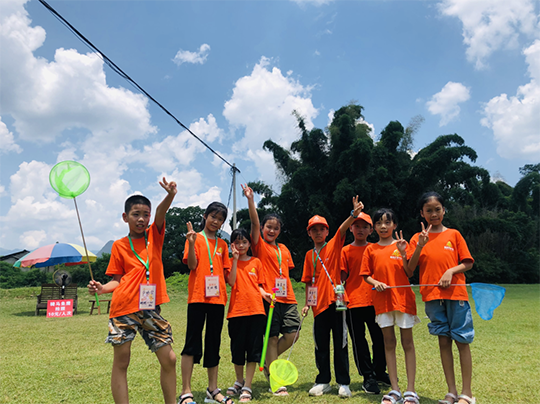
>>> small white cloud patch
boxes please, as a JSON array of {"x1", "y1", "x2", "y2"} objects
[
  {"x1": 172, "y1": 44, "x2": 211, "y2": 66},
  {"x1": 426, "y1": 82, "x2": 471, "y2": 126}
]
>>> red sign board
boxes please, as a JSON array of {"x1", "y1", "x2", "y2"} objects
[{"x1": 46, "y1": 299, "x2": 74, "y2": 318}]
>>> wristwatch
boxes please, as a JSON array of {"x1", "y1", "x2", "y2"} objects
[{"x1": 350, "y1": 210, "x2": 358, "y2": 219}]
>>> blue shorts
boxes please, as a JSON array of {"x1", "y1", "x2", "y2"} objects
[{"x1": 425, "y1": 300, "x2": 474, "y2": 344}]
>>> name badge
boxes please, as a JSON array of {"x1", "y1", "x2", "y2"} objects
[
  {"x1": 275, "y1": 278, "x2": 287, "y2": 297},
  {"x1": 307, "y1": 286, "x2": 318, "y2": 307},
  {"x1": 139, "y1": 284, "x2": 156, "y2": 310},
  {"x1": 205, "y1": 275, "x2": 220, "y2": 297}
]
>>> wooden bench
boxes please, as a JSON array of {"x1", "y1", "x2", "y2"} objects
[
  {"x1": 89, "y1": 299, "x2": 111, "y2": 315},
  {"x1": 35, "y1": 283, "x2": 78, "y2": 316}
]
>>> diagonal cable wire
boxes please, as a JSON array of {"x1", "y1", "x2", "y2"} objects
[{"x1": 38, "y1": 0, "x2": 240, "y2": 174}]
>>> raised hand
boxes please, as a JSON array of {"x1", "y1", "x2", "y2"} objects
[
  {"x1": 418, "y1": 222, "x2": 432, "y2": 247},
  {"x1": 352, "y1": 195, "x2": 364, "y2": 217},
  {"x1": 186, "y1": 221, "x2": 197, "y2": 244},
  {"x1": 395, "y1": 230, "x2": 407, "y2": 254},
  {"x1": 241, "y1": 183, "x2": 254, "y2": 200},
  {"x1": 159, "y1": 177, "x2": 177, "y2": 196},
  {"x1": 231, "y1": 243, "x2": 240, "y2": 260}
]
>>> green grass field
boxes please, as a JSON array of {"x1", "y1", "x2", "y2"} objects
[{"x1": 1, "y1": 282, "x2": 539, "y2": 404}]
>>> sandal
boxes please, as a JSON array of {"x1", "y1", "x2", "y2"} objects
[
  {"x1": 178, "y1": 393, "x2": 196, "y2": 404},
  {"x1": 439, "y1": 393, "x2": 457, "y2": 404},
  {"x1": 268, "y1": 386, "x2": 289, "y2": 396},
  {"x1": 382, "y1": 390, "x2": 404, "y2": 404},
  {"x1": 227, "y1": 381, "x2": 244, "y2": 396},
  {"x1": 204, "y1": 388, "x2": 234, "y2": 404},
  {"x1": 403, "y1": 391, "x2": 420, "y2": 404},
  {"x1": 239, "y1": 387, "x2": 252, "y2": 403},
  {"x1": 457, "y1": 395, "x2": 476, "y2": 404}
]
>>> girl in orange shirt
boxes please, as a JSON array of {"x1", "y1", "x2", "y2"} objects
[
  {"x1": 226, "y1": 228, "x2": 266, "y2": 403},
  {"x1": 179, "y1": 202, "x2": 233, "y2": 404},
  {"x1": 241, "y1": 184, "x2": 301, "y2": 396},
  {"x1": 407, "y1": 192, "x2": 475, "y2": 404},
  {"x1": 361, "y1": 208, "x2": 420, "y2": 404}
]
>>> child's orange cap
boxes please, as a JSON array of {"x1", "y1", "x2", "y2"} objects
[
  {"x1": 353, "y1": 212, "x2": 372, "y2": 226},
  {"x1": 307, "y1": 215, "x2": 329, "y2": 231}
]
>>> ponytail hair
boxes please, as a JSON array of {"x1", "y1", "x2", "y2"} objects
[{"x1": 200, "y1": 201, "x2": 228, "y2": 231}]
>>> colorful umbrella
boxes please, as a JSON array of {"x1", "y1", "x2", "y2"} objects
[{"x1": 13, "y1": 242, "x2": 97, "y2": 268}]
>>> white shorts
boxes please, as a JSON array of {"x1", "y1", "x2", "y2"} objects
[{"x1": 376, "y1": 311, "x2": 421, "y2": 329}]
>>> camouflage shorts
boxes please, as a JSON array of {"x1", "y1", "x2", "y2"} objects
[{"x1": 105, "y1": 307, "x2": 173, "y2": 352}]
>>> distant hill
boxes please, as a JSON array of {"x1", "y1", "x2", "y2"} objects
[
  {"x1": 0, "y1": 247, "x2": 22, "y2": 257},
  {"x1": 97, "y1": 240, "x2": 114, "y2": 257}
]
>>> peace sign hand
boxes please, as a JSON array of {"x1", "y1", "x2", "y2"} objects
[
  {"x1": 395, "y1": 230, "x2": 407, "y2": 254},
  {"x1": 159, "y1": 177, "x2": 177, "y2": 196},
  {"x1": 186, "y1": 221, "x2": 197, "y2": 244},
  {"x1": 231, "y1": 243, "x2": 240, "y2": 260},
  {"x1": 418, "y1": 222, "x2": 432, "y2": 247},
  {"x1": 352, "y1": 195, "x2": 364, "y2": 217},
  {"x1": 241, "y1": 184, "x2": 254, "y2": 201}
]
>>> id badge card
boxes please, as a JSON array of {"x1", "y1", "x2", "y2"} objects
[
  {"x1": 205, "y1": 275, "x2": 220, "y2": 298},
  {"x1": 275, "y1": 277, "x2": 287, "y2": 298},
  {"x1": 307, "y1": 286, "x2": 318, "y2": 307},
  {"x1": 139, "y1": 283, "x2": 156, "y2": 310}
]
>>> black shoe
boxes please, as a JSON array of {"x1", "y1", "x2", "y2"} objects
[
  {"x1": 362, "y1": 378, "x2": 380, "y2": 395},
  {"x1": 375, "y1": 372, "x2": 392, "y2": 386}
]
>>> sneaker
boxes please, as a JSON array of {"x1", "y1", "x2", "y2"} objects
[
  {"x1": 338, "y1": 385, "x2": 352, "y2": 398},
  {"x1": 309, "y1": 383, "x2": 332, "y2": 396},
  {"x1": 376, "y1": 372, "x2": 392, "y2": 386},
  {"x1": 362, "y1": 377, "x2": 380, "y2": 394}
]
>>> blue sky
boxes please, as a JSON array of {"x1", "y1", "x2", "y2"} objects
[{"x1": 1, "y1": 0, "x2": 539, "y2": 253}]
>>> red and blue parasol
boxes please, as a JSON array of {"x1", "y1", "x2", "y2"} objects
[{"x1": 14, "y1": 242, "x2": 97, "y2": 268}]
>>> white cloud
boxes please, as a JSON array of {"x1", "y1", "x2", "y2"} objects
[
  {"x1": 426, "y1": 81, "x2": 471, "y2": 126},
  {"x1": 439, "y1": 0, "x2": 538, "y2": 69},
  {"x1": 0, "y1": 119, "x2": 22, "y2": 154},
  {"x1": 223, "y1": 57, "x2": 318, "y2": 185},
  {"x1": 133, "y1": 114, "x2": 224, "y2": 173},
  {"x1": 291, "y1": 0, "x2": 334, "y2": 6},
  {"x1": 172, "y1": 44, "x2": 211, "y2": 66},
  {"x1": 480, "y1": 40, "x2": 540, "y2": 160}
]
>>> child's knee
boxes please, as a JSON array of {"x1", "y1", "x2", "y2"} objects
[
  {"x1": 438, "y1": 335, "x2": 453, "y2": 349},
  {"x1": 383, "y1": 335, "x2": 397, "y2": 349}
]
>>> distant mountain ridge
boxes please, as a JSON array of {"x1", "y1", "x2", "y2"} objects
[{"x1": 97, "y1": 240, "x2": 114, "y2": 257}]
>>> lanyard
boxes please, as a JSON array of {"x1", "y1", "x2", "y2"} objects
[
  {"x1": 312, "y1": 242, "x2": 336, "y2": 289},
  {"x1": 264, "y1": 239, "x2": 283, "y2": 276},
  {"x1": 128, "y1": 232, "x2": 150, "y2": 283},
  {"x1": 201, "y1": 230, "x2": 218, "y2": 275}
]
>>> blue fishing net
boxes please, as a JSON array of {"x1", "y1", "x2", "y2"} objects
[{"x1": 470, "y1": 283, "x2": 505, "y2": 320}]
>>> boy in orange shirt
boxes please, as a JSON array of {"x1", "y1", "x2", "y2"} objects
[
  {"x1": 87, "y1": 178, "x2": 178, "y2": 404},
  {"x1": 341, "y1": 212, "x2": 388, "y2": 395},
  {"x1": 301, "y1": 196, "x2": 363, "y2": 398}
]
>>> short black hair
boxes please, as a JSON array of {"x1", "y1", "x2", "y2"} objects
[
  {"x1": 417, "y1": 191, "x2": 445, "y2": 211},
  {"x1": 200, "y1": 201, "x2": 228, "y2": 231},
  {"x1": 124, "y1": 194, "x2": 151, "y2": 214},
  {"x1": 261, "y1": 213, "x2": 284, "y2": 229},
  {"x1": 373, "y1": 208, "x2": 398, "y2": 225},
  {"x1": 231, "y1": 228, "x2": 251, "y2": 244}
]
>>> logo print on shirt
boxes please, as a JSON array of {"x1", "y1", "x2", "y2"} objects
[
  {"x1": 390, "y1": 249, "x2": 402, "y2": 260},
  {"x1": 444, "y1": 241, "x2": 454, "y2": 251},
  {"x1": 217, "y1": 247, "x2": 223, "y2": 256},
  {"x1": 249, "y1": 268, "x2": 257, "y2": 276}
]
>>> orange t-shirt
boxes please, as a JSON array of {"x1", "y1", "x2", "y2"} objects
[
  {"x1": 407, "y1": 229, "x2": 473, "y2": 302},
  {"x1": 227, "y1": 257, "x2": 266, "y2": 319},
  {"x1": 341, "y1": 244, "x2": 373, "y2": 309},
  {"x1": 301, "y1": 230, "x2": 347, "y2": 318},
  {"x1": 106, "y1": 221, "x2": 169, "y2": 318},
  {"x1": 360, "y1": 243, "x2": 417, "y2": 316},
  {"x1": 182, "y1": 233, "x2": 231, "y2": 305},
  {"x1": 252, "y1": 239, "x2": 296, "y2": 304}
]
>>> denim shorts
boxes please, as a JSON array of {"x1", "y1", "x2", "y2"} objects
[
  {"x1": 425, "y1": 300, "x2": 474, "y2": 344},
  {"x1": 105, "y1": 307, "x2": 173, "y2": 352}
]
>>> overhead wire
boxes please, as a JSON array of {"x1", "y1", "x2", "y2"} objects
[{"x1": 37, "y1": 0, "x2": 240, "y2": 174}]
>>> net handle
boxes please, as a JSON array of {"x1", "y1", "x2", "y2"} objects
[{"x1": 287, "y1": 313, "x2": 306, "y2": 361}]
